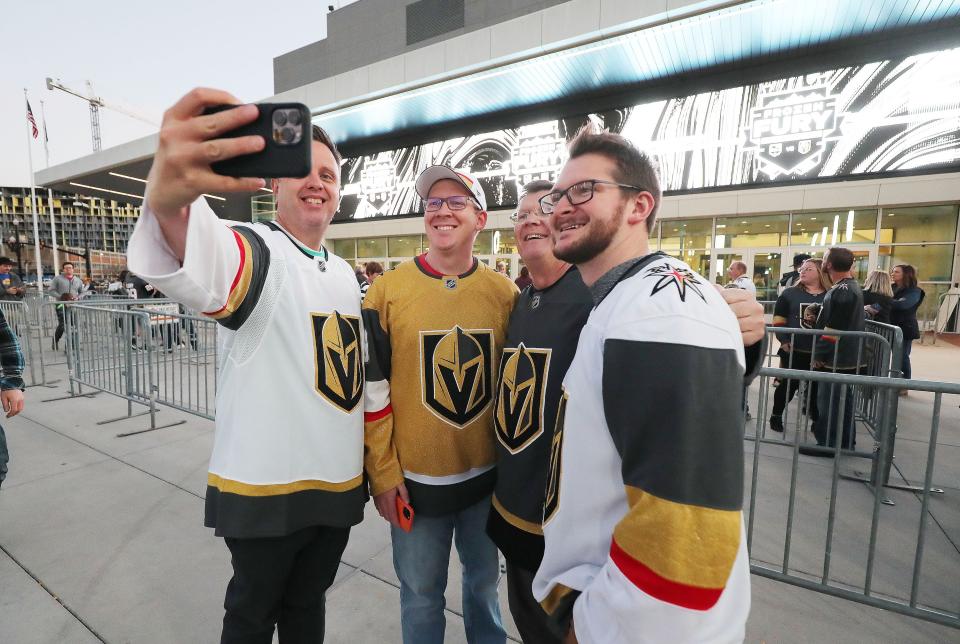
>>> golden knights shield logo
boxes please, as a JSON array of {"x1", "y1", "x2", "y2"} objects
[
  {"x1": 420, "y1": 326, "x2": 493, "y2": 428},
  {"x1": 311, "y1": 312, "x2": 363, "y2": 413},
  {"x1": 494, "y1": 344, "x2": 550, "y2": 454},
  {"x1": 543, "y1": 389, "x2": 567, "y2": 525}
]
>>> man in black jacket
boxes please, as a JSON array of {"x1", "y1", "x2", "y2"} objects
[{"x1": 803, "y1": 247, "x2": 865, "y2": 455}]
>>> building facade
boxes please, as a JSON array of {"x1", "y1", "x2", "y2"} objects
[
  {"x1": 0, "y1": 186, "x2": 135, "y2": 278},
  {"x1": 35, "y1": 0, "x2": 960, "y2": 318}
]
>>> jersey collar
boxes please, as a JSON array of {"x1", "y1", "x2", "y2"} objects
[{"x1": 264, "y1": 221, "x2": 328, "y2": 261}]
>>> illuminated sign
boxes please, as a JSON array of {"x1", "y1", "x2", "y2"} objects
[
  {"x1": 333, "y1": 47, "x2": 960, "y2": 222},
  {"x1": 744, "y1": 84, "x2": 842, "y2": 178}
]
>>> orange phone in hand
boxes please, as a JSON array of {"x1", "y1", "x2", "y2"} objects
[{"x1": 396, "y1": 495, "x2": 414, "y2": 533}]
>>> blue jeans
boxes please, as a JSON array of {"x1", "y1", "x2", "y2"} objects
[
  {"x1": 902, "y1": 339, "x2": 914, "y2": 380},
  {"x1": 391, "y1": 495, "x2": 505, "y2": 644}
]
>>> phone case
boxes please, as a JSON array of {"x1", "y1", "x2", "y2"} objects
[
  {"x1": 395, "y1": 495, "x2": 414, "y2": 533},
  {"x1": 203, "y1": 103, "x2": 312, "y2": 179}
]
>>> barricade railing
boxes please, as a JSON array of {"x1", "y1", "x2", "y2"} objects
[
  {"x1": 934, "y1": 291, "x2": 959, "y2": 335},
  {"x1": 745, "y1": 366, "x2": 959, "y2": 628},
  {"x1": 759, "y1": 300, "x2": 776, "y2": 316},
  {"x1": 128, "y1": 306, "x2": 217, "y2": 421},
  {"x1": 0, "y1": 300, "x2": 38, "y2": 387},
  {"x1": 61, "y1": 304, "x2": 188, "y2": 436},
  {"x1": 756, "y1": 324, "x2": 917, "y2": 497}
]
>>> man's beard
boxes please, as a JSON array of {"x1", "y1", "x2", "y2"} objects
[{"x1": 552, "y1": 207, "x2": 623, "y2": 265}]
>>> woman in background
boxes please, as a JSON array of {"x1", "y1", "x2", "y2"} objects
[
  {"x1": 862, "y1": 269, "x2": 894, "y2": 324},
  {"x1": 769, "y1": 258, "x2": 830, "y2": 432},
  {"x1": 890, "y1": 264, "x2": 925, "y2": 388}
]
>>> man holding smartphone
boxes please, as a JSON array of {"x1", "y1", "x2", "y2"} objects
[{"x1": 128, "y1": 89, "x2": 366, "y2": 644}]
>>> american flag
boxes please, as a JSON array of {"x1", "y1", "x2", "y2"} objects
[{"x1": 26, "y1": 100, "x2": 39, "y2": 139}]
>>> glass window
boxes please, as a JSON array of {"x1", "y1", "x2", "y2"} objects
[
  {"x1": 473, "y1": 231, "x2": 493, "y2": 255},
  {"x1": 714, "y1": 215, "x2": 788, "y2": 248},
  {"x1": 672, "y1": 249, "x2": 711, "y2": 281},
  {"x1": 659, "y1": 218, "x2": 712, "y2": 252},
  {"x1": 878, "y1": 245, "x2": 955, "y2": 282},
  {"x1": 751, "y1": 252, "x2": 783, "y2": 302},
  {"x1": 790, "y1": 209, "x2": 877, "y2": 245},
  {"x1": 388, "y1": 235, "x2": 422, "y2": 258},
  {"x1": 357, "y1": 237, "x2": 387, "y2": 259},
  {"x1": 332, "y1": 238, "x2": 356, "y2": 259},
  {"x1": 879, "y1": 205, "x2": 958, "y2": 244},
  {"x1": 493, "y1": 229, "x2": 517, "y2": 255}
]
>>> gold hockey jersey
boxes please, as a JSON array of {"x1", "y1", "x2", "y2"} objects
[{"x1": 363, "y1": 255, "x2": 518, "y2": 516}]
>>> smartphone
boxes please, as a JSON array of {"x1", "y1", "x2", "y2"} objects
[
  {"x1": 203, "y1": 103, "x2": 312, "y2": 179},
  {"x1": 395, "y1": 495, "x2": 414, "y2": 533}
]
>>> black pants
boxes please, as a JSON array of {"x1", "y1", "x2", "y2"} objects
[
  {"x1": 222, "y1": 524, "x2": 350, "y2": 644},
  {"x1": 54, "y1": 306, "x2": 65, "y2": 347},
  {"x1": 771, "y1": 350, "x2": 818, "y2": 420},
  {"x1": 505, "y1": 559, "x2": 564, "y2": 644},
  {"x1": 812, "y1": 368, "x2": 859, "y2": 450}
]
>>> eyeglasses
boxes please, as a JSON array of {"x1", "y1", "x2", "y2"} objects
[
  {"x1": 538, "y1": 179, "x2": 643, "y2": 214},
  {"x1": 423, "y1": 196, "x2": 479, "y2": 212},
  {"x1": 509, "y1": 208, "x2": 548, "y2": 224}
]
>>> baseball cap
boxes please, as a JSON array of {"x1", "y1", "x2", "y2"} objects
[
  {"x1": 0, "y1": 257, "x2": 12, "y2": 265},
  {"x1": 415, "y1": 165, "x2": 487, "y2": 211}
]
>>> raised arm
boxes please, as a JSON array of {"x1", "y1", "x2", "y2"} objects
[{"x1": 143, "y1": 88, "x2": 266, "y2": 261}]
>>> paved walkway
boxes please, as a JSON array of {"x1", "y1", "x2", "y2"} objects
[{"x1": 1, "y1": 344, "x2": 958, "y2": 643}]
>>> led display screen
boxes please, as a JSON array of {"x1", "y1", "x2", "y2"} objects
[{"x1": 334, "y1": 47, "x2": 960, "y2": 222}]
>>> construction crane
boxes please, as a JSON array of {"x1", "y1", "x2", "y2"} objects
[{"x1": 45, "y1": 77, "x2": 159, "y2": 152}]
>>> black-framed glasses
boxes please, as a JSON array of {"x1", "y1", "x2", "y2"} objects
[
  {"x1": 423, "y1": 196, "x2": 479, "y2": 212},
  {"x1": 509, "y1": 207, "x2": 548, "y2": 224},
  {"x1": 538, "y1": 179, "x2": 643, "y2": 214}
]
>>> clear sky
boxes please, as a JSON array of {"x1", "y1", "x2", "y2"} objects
[{"x1": 0, "y1": 0, "x2": 358, "y2": 187}]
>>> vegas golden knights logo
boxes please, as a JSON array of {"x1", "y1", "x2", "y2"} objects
[
  {"x1": 421, "y1": 326, "x2": 493, "y2": 428},
  {"x1": 543, "y1": 389, "x2": 567, "y2": 525},
  {"x1": 494, "y1": 344, "x2": 550, "y2": 454},
  {"x1": 311, "y1": 312, "x2": 363, "y2": 413}
]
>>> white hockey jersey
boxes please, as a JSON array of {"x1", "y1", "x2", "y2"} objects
[
  {"x1": 127, "y1": 197, "x2": 366, "y2": 538},
  {"x1": 533, "y1": 254, "x2": 751, "y2": 643}
]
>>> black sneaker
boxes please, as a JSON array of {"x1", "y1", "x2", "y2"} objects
[
  {"x1": 769, "y1": 416, "x2": 784, "y2": 433},
  {"x1": 799, "y1": 445, "x2": 835, "y2": 458}
]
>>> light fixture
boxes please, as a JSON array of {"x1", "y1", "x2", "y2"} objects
[
  {"x1": 845, "y1": 210, "x2": 854, "y2": 242},
  {"x1": 108, "y1": 171, "x2": 147, "y2": 184},
  {"x1": 831, "y1": 215, "x2": 839, "y2": 245},
  {"x1": 716, "y1": 224, "x2": 726, "y2": 229},
  {"x1": 811, "y1": 232, "x2": 820, "y2": 245},
  {"x1": 69, "y1": 182, "x2": 142, "y2": 200},
  {"x1": 764, "y1": 224, "x2": 771, "y2": 227},
  {"x1": 821, "y1": 226, "x2": 829, "y2": 246}
]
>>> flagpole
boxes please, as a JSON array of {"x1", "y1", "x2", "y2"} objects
[
  {"x1": 39, "y1": 100, "x2": 60, "y2": 272},
  {"x1": 24, "y1": 89, "x2": 44, "y2": 294},
  {"x1": 39, "y1": 99, "x2": 50, "y2": 168}
]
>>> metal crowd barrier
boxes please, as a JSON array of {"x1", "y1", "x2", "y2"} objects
[
  {"x1": 754, "y1": 324, "x2": 915, "y2": 496},
  {"x1": 59, "y1": 303, "x2": 219, "y2": 436},
  {"x1": 0, "y1": 300, "x2": 38, "y2": 387},
  {"x1": 745, "y1": 366, "x2": 960, "y2": 629},
  {"x1": 934, "y1": 291, "x2": 959, "y2": 336}
]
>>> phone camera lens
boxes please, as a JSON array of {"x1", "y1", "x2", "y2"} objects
[
  {"x1": 280, "y1": 127, "x2": 295, "y2": 144},
  {"x1": 273, "y1": 110, "x2": 288, "y2": 126},
  {"x1": 287, "y1": 110, "x2": 302, "y2": 126}
]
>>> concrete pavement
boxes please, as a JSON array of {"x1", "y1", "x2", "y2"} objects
[{"x1": 1, "y1": 343, "x2": 958, "y2": 643}]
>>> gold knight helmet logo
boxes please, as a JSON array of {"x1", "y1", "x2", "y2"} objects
[
  {"x1": 421, "y1": 326, "x2": 494, "y2": 428},
  {"x1": 494, "y1": 344, "x2": 549, "y2": 454},
  {"x1": 312, "y1": 312, "x2": 363, "y2": 413}
]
